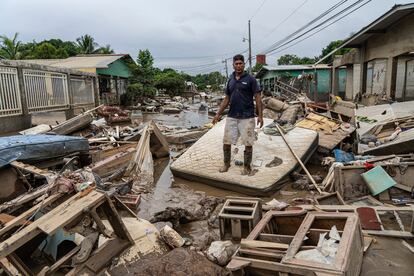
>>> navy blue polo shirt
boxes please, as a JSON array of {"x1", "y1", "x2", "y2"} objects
[{"x1": 226, "y1": 71, "x2": 261, "y2": 119}]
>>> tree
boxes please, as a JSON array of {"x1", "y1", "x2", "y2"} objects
[
  {"x1": 154, "y1": 70, "x2": 185, "y2": 96},
  {"x1": 132, "y1": 49, "x2": 155, "y2": 86},
  {"x1": 31, "y1": 42, "x2": 61, "y2": 59},
  {"x1": 98, "y1": 44, "x2": 114, "y2": 54},
  {"x1": 320, "y1": 40, "x2": 350, "y2": 64},
  {"x1": 0, "y1": 33, "x2": 22, "y2": 59},
  {"x1": 76, "y1": 34, "x2": 99, "y2": 54},
  {"x1": 277, "y1": 54, "x2": 316, "y2": 65},
  {"x1": 253, "y1": 62, "x2": 266, "y2": 73}
]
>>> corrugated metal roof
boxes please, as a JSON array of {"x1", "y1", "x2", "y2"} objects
[
  {"x1": 256, "y1": 64, "x2": 330, "y2": 78},
  {"x1": 263, "y1": 64, "x2": 330, "y2": 71},
  {"x1": 19, "y1": 54, "x2": 131, "y2": 69},
  {"x1": 341, "y1": 3, "x2": 414, "y2": 47}
]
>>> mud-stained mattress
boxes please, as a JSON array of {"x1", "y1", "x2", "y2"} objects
[{"x1": 171, "y1": 118, "x2": 318, "y2": 195}]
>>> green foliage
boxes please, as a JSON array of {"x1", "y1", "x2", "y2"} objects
[
  {"x1": 76, "y1": 34, "x2": 99, "y2": 54},
  {"x1": 154, "y1": 70, "x2": 185, "y2": 96},
  {"x1": 98, "y1": 44, "x2": 114, "y2": 54},
  {"x1": 0, "y1": 33, "x2": 22, "y2": 59},
  {"x1": 277, "y1": 40, "x2": 351, "y2": 65},
  {"x1": 277, "y1": 54, "x2": 316, "y2": 65},
  {"x1": 190, "y1": 71, "x2": 226, "y2": 91},
  {"x1": 320, "y1": 40, "x2": 350, "y2": 64},
  {"x1": 253, "y1": 63, "x2": 266, "y2": 73},
  {"x1": 32, "y1": 42, "x2": 64, "y2": 59}
]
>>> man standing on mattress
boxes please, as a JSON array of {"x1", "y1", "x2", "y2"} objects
[{"x1": 212, "y1": 54, "x2": 263, "y2": 175}]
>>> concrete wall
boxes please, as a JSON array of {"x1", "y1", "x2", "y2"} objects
[
  {"x1": 345, "y1": 66, "x2": 354, "y2": 100},
  {"x1": 364, "y1": 13, "x2": 414, "y2": 98},
  {"x1": 0, "y1": 115, "x2": 32, "y2": 134}
]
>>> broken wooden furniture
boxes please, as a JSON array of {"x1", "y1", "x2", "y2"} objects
[
  {"x1": 227, "y1": 211, "x2": 364, "y2": 276},
  {"x1": 332, "y1": 162, "x2": 414, "y2": 201},
  {"x1": 0, "y1": 190, "x2": 133, "y2": 275},
  {"x1": 300, "y1": 205, "x2": 414, "y2": 238},
  {"x1": 315, "y1": 192, "x2": 346, "y2": 205},
  {"x1": 282, "y1": 212, "x2": 363, "y2": 276},
  {"x1": 219, "y1": 197, "x2": 262, "y2": 240},
  {"x1": 295, "y1": 112, "x2": 355, "y2": 152}
]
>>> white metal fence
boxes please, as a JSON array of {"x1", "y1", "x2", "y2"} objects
[
  {"x1": 0, "y1": 67, "x2": 22, "y2": 117},
  {"x1": 23, "y1": 69, "x2": 69, "y2": 113},
  {"x1": 71, "y1": 77, "x2": 95, "y2": 106}
]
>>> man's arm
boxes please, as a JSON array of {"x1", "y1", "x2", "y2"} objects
[
  {"x1": 255, "y1": 93, "x2": 263, "y2": 128},
  {"x1": 212, "y1": 95, "x2": 230, "y2": 124}
]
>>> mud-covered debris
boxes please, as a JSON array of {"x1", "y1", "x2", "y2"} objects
[
  {"x1": 206, "y1": 240, "x2": 238, "y2": 266},
  {"x1": 150, "y1": 194, "x2": 224, "y2": 227},
  {"x1": 160, "y1": 225, "x2": 185, "y2": 248},
  {"x1": 109, "y1": 247, "x2": 229, "y2": 276}
]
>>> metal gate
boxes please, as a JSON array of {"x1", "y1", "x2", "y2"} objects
[
  {"x1": 23, "y1": 69, "x2": 69, "y2": 113},
  {"x1": 70, "y1": 77, "x2": 95, "y2": 107},
  {"x1": 0, "y1": 67, "x2": 22, "y2": 117}
]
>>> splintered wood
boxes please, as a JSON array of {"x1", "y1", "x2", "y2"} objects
[
  {"x1": 227, "y1": 210, "x2": 364, "y2": 276},
  {"x1": 0, "y1": 190, "x2": 133, "y2": 275}
]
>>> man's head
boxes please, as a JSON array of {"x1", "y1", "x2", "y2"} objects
[{"x1": 233, "y1": 54, "x2": 245, "y2": 74}]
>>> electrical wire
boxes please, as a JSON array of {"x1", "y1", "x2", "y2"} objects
[
  {"x1": 258, "y1": 0, "x2": 349, "y2": 54},
  {"x1": 262, "y1": 0, "x2": 368, "y2": 55},
  {"x1": 250, "y1": 0, "x2": 268, "y2": 20},
  {"x1": 254, "y1": 0, "x2": 309, "y2": 48},
  {"x1": 270, "y1": 0, "x2": 372, "y2": 57}
]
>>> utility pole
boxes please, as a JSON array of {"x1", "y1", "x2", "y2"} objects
[
  {"x1": 223, "y1": 59, "x2": 229, "y2": 80},
  {"x1": 248, "y1": 20, "x2": 252, "y2": 73}
]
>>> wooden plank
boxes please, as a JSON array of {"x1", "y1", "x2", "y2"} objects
[
  {"x1": 239, "y1": 248, "x2": 285, "y2": 260},
  {"x1": 0, "y1": 192, "x2": 102, "y2": 258},
  {"x1": 0, "y1": 193, "x2": 62, "y2": 237},
  {"x1": 39, "y1": 245, "x2": 81, "y2": 276},
  {"x1": 231, "y1": 256, "x2": 317, "y2": 276},
  {"x1": 38, "y1": 191, "x2": 105, "y2": 235},
  {"x1": 82, "y1": 238, "x2": 129, "y2": 273},
  {"x1": 259, "y1": 233, "x2": 294, "y2": 244},
  {"x1": 90, "y1": 147, "x2": 135, "y2": 177},
  {"x1": 101, "y1": 194, "x2": 133, "y2": 242},
  {"x1": 0, "y1": 258, "x2": 20, "y2": 276},
  {"x1": 51, "y1": 113, "x2": 93, "y2": 135},
  {"x1": 0, "y1": 184, "x2": 53, "y2": 213},
  {"x1": 363, "y1": 230, "x2": 414, "y2": 238},
  {"x1": 240, "y1": 239, "x2": 289, "y2": 250},
  {"x1": 226, "y1": 258, "x2": 251, "y2": 272},
  {"x1": 8, "y1": 253, "x2": 31, "y2": 276},
  {"x1": 11, "y1": 161, "x2": 56, "y2": 179},
  {"x1": 299, "y1": 205, "x2": 414, "y2": 212}
]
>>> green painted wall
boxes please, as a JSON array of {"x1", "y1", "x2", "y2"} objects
[
  {"x1": 97, "y1": 59, "x2": 132, "y2": 78},
  {"x1": 338, "y1": 68, "x2": 346, "y2": 93},
  {"x1": 260, "y1": 67, "x2": 347, "y2": 94},
  {"x1": 316, "y1": 69, "x2": 331, "y2": 93}
]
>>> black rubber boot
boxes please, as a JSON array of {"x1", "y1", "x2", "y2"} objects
[
  {"x1": 219, "y1": 144, "x2": 231, "y2": 173},
  {"x1": 242, "y1": 147, "x2": 253, "y2": 175}
]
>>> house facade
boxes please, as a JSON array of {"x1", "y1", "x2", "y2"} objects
[{"x1": 332, "y1": 3, "x2": 414, "y2": 105}]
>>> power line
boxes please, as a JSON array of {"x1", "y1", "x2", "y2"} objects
[
  {"x1": 250, "y1": 0, "x2": 267, "y2": 20},
  {"x1": 254, "y1": 0, "x2": 309, "y2": 48},
  {"x1": 258, "y1": 0, "x2": 348, "y2": 54},
  {"x1": 263, "y1": 0, "x2": 368, "y2": 56}
]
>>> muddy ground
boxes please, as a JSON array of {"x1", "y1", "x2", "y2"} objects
[{"x1": 31, "y1": 105, "x2": 414, "y2": 275}]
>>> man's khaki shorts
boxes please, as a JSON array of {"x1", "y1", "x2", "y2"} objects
[{"x1": 223, "y1": 117, "x2": 256, "y2": 146}]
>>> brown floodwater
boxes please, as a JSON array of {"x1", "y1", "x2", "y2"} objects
[{"x1": 137, "y1": 104, "x2": 321, "y2": 221}]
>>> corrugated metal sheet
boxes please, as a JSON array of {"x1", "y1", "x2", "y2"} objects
[
  {"x1": 19, "y1": 54, "x2": 129, "y2": 69},
  {"x1": 341, "y1": 3, "x2": 414, "y2": 47}
]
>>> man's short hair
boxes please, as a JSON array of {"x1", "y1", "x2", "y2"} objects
[{"x1": 233, "y1": 54, "x2": 244, "y2": 63}]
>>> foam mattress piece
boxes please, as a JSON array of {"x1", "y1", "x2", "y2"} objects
[{"x1": 171, "y1": 118, "x2": 318, "y2": 195}]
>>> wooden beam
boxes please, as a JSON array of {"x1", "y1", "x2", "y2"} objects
[
  {"x1": 0, "y1": 193, "x2": 62, "y2": 237},
  {"x1": 240, "y1": 239, "x2": 289, "y2": 250}
]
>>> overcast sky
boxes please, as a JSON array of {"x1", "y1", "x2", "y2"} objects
[{"x1": 1, "y1": 0, "x2": 412, "y2": 74}]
